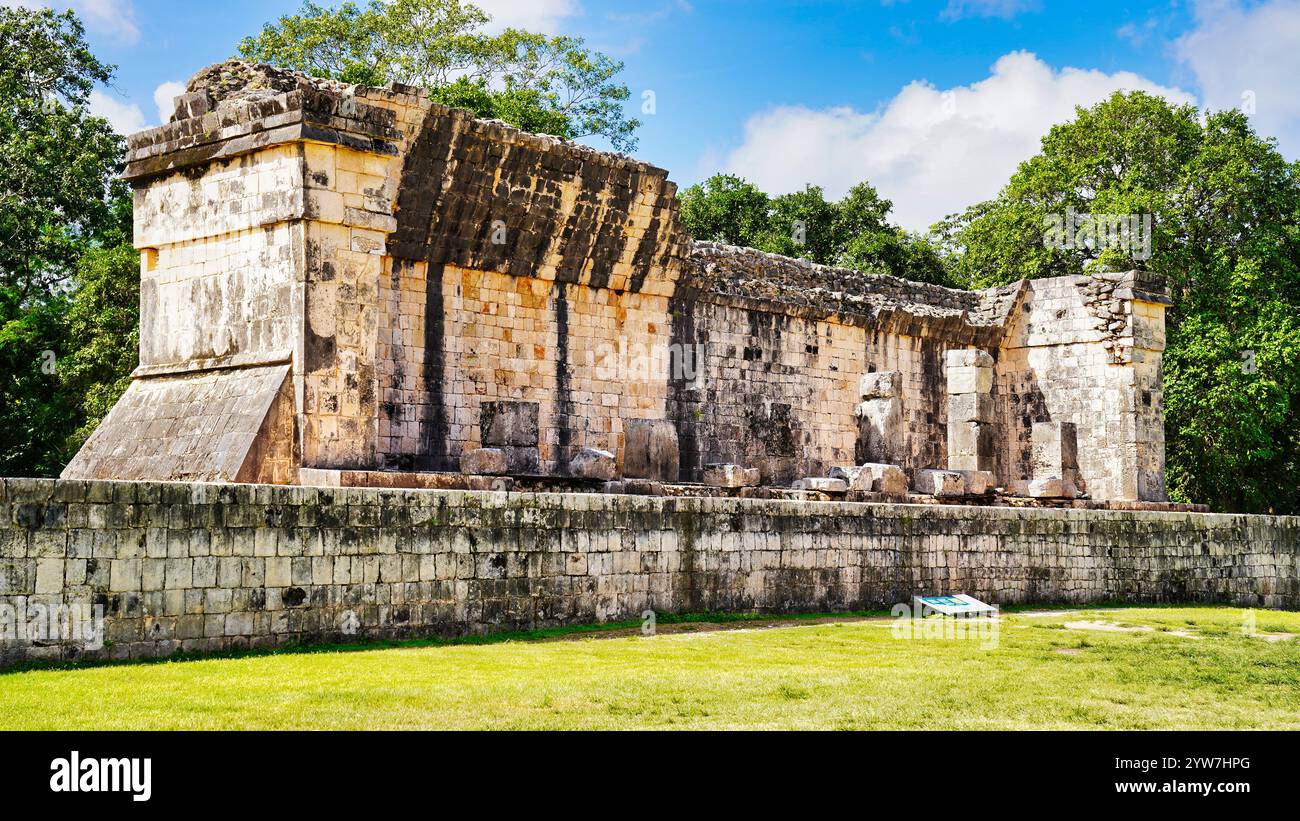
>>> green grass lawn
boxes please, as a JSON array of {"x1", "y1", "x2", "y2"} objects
[{"x1": 2, "y1": 606, "x2": 1298, "y2": 730}]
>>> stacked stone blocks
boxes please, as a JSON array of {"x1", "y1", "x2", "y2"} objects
[
  {"x1": 62, "y1": 62, "x2": 1173, "y2": 506},
  {"x1": 1, "y1": 478, "x2": 1295, "y2": 667}
]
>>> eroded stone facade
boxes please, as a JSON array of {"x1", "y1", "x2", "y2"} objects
[{"x1": 63, "y1": 62, "x2": 1172, "y2": 503}]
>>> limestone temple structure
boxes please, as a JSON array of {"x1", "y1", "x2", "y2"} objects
[
  {"x1": 14, "y1": 64, "x2": 1300, "y2": 666},
  {"x1": 63, "y1": 62, "x2": 1173, "y2": 506}
]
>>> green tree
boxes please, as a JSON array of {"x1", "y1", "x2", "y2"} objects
[
  {"x1": 678, "y1": 174, "x2": 772, "y2": 247},
  {"x1": 935, "y1": 91, "x2": 1300, "y2": 513},
  {"x1": 0, "y1": 289, "x2": 76, "y2": 475},
  {"x1": 61, "y1": 242, "x2": 140, "y2": 454},
  {"x1": 679, "y1": 174, "x2": 954, "y2": 285},
  {"x1": 1, "y1": 7, "x2": 125, "y2": 298},
  {"x1": 238, "y1": 0, "x2": 640, "y2": 151},
  {"x1": 755, "y1": 184, "x2": 841, "y2": 263},
  {"x1": 0, "y1": 7, "x2": 137, "y2": 476},
  {"x1": 833, "y1": 182, "x2": 950, "y2": 285}
]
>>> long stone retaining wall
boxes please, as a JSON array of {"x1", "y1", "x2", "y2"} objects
[{"x1": 1, "y1": 477, "x2": 1297, "y2": 666}]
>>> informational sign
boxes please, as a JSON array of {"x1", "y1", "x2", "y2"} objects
[{"x1": 913, "y1": 594, "x2": 997, "y2": 617}]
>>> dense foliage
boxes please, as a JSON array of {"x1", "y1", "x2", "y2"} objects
[
  {"x1": 238, "y1": 0, "x2": 640, "y2": 151},
  {"x1": 679, "y1": 174, "x2": 951, "y2": 286},
  {"x1": 0, "y1": 8, "x2": 139, "y2": 476}
]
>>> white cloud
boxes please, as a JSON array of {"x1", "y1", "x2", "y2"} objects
[
  {"x1": 7, "y1": 0, "x2": 140, "y2": 45},
  {"x1": 473, "y1": 0, "x2": 580, "y2": 34},
  {"x1": 719, "y1": 52, "x2": 1195, "y2": 231},
  {"x1": 1116, "y1": 18, "x2": 1159, "y2": 47},
  {"x1": 1175, "y1": 0, "x2": 1300, "y2": 158},
  {"x1": 153, "y1": 81, "x2": 186, "y2": 124},
  {"x1": 88, "y1": 89, "x2": 146, "y2": 134},
  {"x1": 940, "y1": 0, "x2": 1040, "y2": 21}
]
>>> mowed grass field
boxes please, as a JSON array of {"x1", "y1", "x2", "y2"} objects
[{"x1": 2, "y1": 606, "x2": 1298, "y2": 730}]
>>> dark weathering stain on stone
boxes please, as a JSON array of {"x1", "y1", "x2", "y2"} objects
[
  {"x1": 553, "y1": 283, "x2": 574, "y2": 470},
  {"x1": 918, "y1": 342, "x2": 945, "y2": 467},
  {"x1": 387, "y1": 106, "x2": 675, "y2": 291},
  {"x1": 417, "y1": 262, "x2": 450, "y2": 470},
  {"x1": 390, "y1": 107, "x2": 454, "y2": 258},
  {"x1": 628, "y1": 216, "x2": 662, "y2": 293},
  {"x1": 666, "y1": 293, "x2": 805, "y2": 484},
  {"x1": 667, "y1": 286, "x2": 702, "y2": 480}
]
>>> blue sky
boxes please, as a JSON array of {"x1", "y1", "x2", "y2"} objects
[{"x1": 33, "y1": 0, "x2": 1300, "y2": 229}]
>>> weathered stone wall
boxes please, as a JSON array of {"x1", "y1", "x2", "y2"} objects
[
  {"x1": 668, "y1": 299, "x2": 864, "y2": 485},
  {"x1": 997, "y1": 274, "x2": 1169, "y2": 501},
  {"x1": 375, "y1": 261, "x2": 673, "y2": 474},
  {"x1": 668, "y1": 246, "x2": 1012, "y2": 483},
  {"x1": 62, "y1": 61, "x2": 1172, "y2": 503},
  {"x1": 2, "y1": 478, "x2": 1295, "y2": 666}
]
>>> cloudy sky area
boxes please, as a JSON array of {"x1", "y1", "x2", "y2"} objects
[{"x1": 17, "y1": 0, "x2": 1300, "y2": 230}]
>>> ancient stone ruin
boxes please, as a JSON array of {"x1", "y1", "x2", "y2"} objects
[{"x1": 64, "y1": 61, "x2": 1174, "y2": 507}]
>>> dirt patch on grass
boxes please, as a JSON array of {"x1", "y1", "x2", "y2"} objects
[
  {"x1": 1063, "y1": 620, "x2": 1202, "y2": 639},
  {"x1": 533, "y1": 615, "x2": 892, "y2": 643},
  {"x1": 1255, "y1": 632, "x2": 1298, "y2": 643}
]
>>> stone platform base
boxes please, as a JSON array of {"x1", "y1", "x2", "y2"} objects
[{"x1": 0, "y1": 478, "x2": 1290, "y2": 668}]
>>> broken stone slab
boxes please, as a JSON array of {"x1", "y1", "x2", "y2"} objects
[
  {"x1": 460, "y1": 448, "x2": 507, "y2": 476},
  {"x1": 956, "y1": 469, "x2": 996, "y2": 495},
  {"x1": 831, "y1": 463, "x2": 908, "y2": 496},
  {"x1": 298, "y1": 468, "x2": 513, "y2": 492},
  {"x1": 913, "y1": 469, "x2": 966, "y2": 497},
  {"x1": 859, "y1": 370, "x2": 902, "y2": 400},
  {"x1": 501, "y1": 446, "x2": 539, "y2": 475},
  {"x1": 703, "y1": 463, "x2": 761, "y2": 488},
  {"x1": 869, "y1": 464, "x2": 910, "y2": 497},
  {"x1": 480, "y1": 400, "x2": 540, "y2": 447},
  {"x1": 569, "y1": 448, "x2": 618, "y2": 481},
  {"x1": 945, "y1": 349, "x2": 994, "y2": 369},
  {"x1": 1005, "y1": 479, "x2": 1030, "y2": 497},
  {"x1": 828, "y1": 465, "x2": 863, "y2": 484},
  {"x1": 792, "y1": 477, "x2": 848, "y2": 493},
  {"x1": 602, "y1": 479, "x2": 665, "y2": 496},
  {"x1": 1029, "y1": 477, "x2": 1078, "y2": 499},
  {"x1": 622, "y1": 418, "x2": 679, "y2": 482}
]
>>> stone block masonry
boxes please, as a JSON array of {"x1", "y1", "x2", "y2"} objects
[
  {"x1": 1, "y1": 478, "x2": 1296, "y2": 667},
  {"x1": 61, "y1": 61, "x2": 1173, "y2": 504}
]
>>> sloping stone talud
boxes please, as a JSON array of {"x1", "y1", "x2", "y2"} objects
[{"x1": 63, "y1": 60, "x2": 1172, "y2": 502}]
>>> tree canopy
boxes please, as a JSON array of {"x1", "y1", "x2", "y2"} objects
[
  {"x1": 238, "y1": 0, "x2": 640, "y2": 151},
  {"x1": 0, "y1": 7, "x2": 138, "y2": 476},
  {"x1": 678, "y1": 174, "x2": 952, "y2": 286},
  {"x1": 0, "y1": 7, "x2": 126, "y2": 298}
]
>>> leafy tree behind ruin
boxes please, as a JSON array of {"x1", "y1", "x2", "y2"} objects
[
  {"x1": 0, "y1": 8, "x2": 139, "y2": 476},
  {"x1": 679, "y1": 175, "x2": 952, "y2": 286},
  {"x1": 933, "y1": 91, "x2": 1300, "y2": 514},
  {"x1": 237, "y1": 0, "x2": 640, "y2": 152}
]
